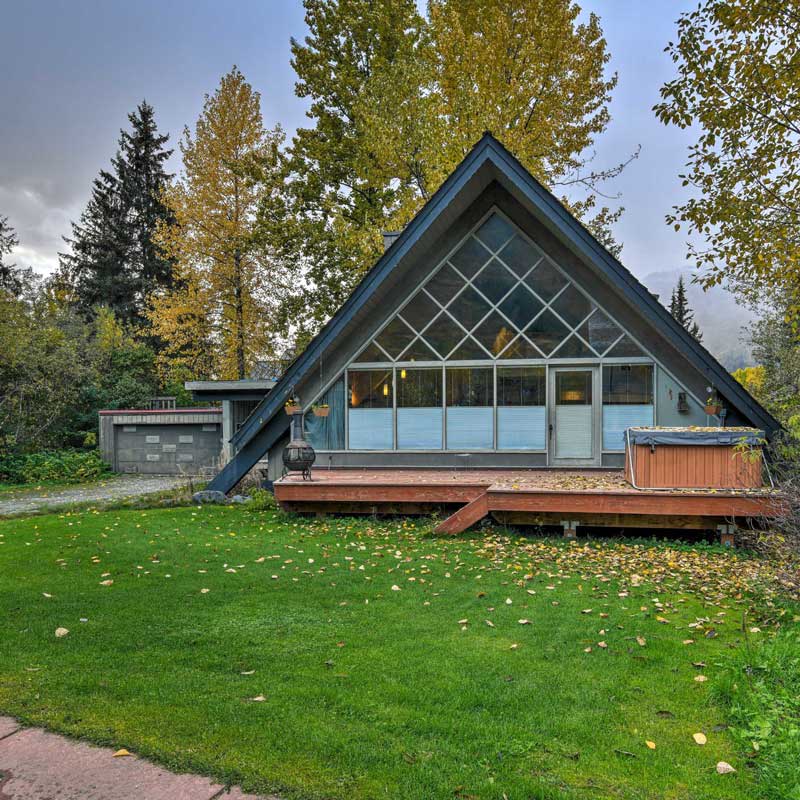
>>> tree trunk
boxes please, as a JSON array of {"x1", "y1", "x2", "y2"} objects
[{"x1": 233, "y1": 248, "x2": 246, "y2": 380}]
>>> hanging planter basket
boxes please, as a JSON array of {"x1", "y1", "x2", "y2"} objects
[
  {"x1": 704, "y1": 403, "x2": 722, "y2": 416},
  {"x1": 284, "y1": 398, "x2": 302, "y2": 416},
  {"x1": 312, "y1": 405, "x2": 330, "y2": 418}
]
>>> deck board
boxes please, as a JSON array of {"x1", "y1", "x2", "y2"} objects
[{"x1": 274, "y1": 468, "x2": 780, "y2": 533}]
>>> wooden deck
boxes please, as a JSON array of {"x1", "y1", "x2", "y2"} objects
[{"x1": 273, "y1": 468, "x2": 780, "y2": 535}]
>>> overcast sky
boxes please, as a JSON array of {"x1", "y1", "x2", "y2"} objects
[{"x1": 1, "y1": 0, "x2": 699, "y2": 281}]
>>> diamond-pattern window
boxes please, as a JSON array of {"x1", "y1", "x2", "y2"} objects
[
  {"x1": 524, "y1": 260, "x2": 568, "y2": 301},
  {"x1": 350, "y1": 211, "x2": 650, "y2": 368},
  {"x1": 449, "y1": 237, "x2": 492, "y2": 279},
  {"x1": 550, "y1": 284, "x2": 594, "y2": 328},
  {"x1": 473, "y1": 312, "x2": 519, "y2": 357},
  {"x1": 400, "y1": 290, "x2": 440, "y2": 333},
  {"x1": 475, "y1": 214, "x2": 514, "y2": 252},
  {"x1": 399, "y1": 336, "x2": 440, "y2": 362},
  {"x1": 376, "y1": 317, "x2": 415, "y2": 359},
  {"x1": 446, "y1": 286, "x2": 492, "y2": 331},
  {"x1": 473, "y1": 258, "x2": 517, "y2": 304},
  {"x1": 451, "y1": 337, "x2": 491, "y2": 360},
  {"x1": 577, "y1": 310, "x2": 622, "y2": 356},
  {"x1": 500, "y1": 335, "x2": 542, "y2": 359},
  {"x1": 499, "y1": 284, "x2": 544, "y2": 330},
  {"x1": 499, "y1": 235, "x2": 541, "y2": 277},
  {"x1": 425, "y1": 263, "x2": 463, "y2": 304},
  {"x1": 525, "y1": 309, "x2": 570, "y2": 355},
  {"x1": 424, "y1": 312, "x2": 467, "y2": 358},
  {"x1": 354, "y1": 341, "x2": 390, "y2": 362}
]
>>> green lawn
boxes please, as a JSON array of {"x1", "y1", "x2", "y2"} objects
[{"x1": 0, "y1": 505, "x2": 795, "y2": 799}]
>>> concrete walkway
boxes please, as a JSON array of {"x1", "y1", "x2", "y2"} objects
[
  {"x1": 0, "y1": 475, "x2": 192, "y2": 516},
  {"x1": 0, "y1": 717, "x2": 277, "y2": 799}
]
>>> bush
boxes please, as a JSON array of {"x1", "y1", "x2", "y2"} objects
[
  {"x1": 245, "y1": 487, "x2": 277, "y2": 512},
  {"x1": 713, "y1": 624, "x2": 800, "y2": 799},
  {"x1": 0, "y1": 449, "x2": 110, "y2": 485}
]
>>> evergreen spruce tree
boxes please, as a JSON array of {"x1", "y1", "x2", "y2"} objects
[
  {"x1": 0, "y1": 215, "x2": 35, "y2": 297},
  {"x1": 669, "y1": 275, "x2": 703, "y2": 342},
  {"x1": 59, "y1": 102, "x2": 174, "y2": 327}
]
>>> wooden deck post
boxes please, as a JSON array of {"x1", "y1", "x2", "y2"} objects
[
  {"x1": 561, "y1": 520, "x2": 579, "y2": 539},
  {"x1": 717, "y1": 523, "x2": 736, "y2": 548}
]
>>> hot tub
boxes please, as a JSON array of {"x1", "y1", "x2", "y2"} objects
[{"x1": 624, "y1": 427, "x2": 765, "y2": 490}]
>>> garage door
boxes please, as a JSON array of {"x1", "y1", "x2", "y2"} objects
[{"x1": 114, "y1": 423, "x2": 222, "y2": 475}]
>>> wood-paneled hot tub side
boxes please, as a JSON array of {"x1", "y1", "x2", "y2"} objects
[{"x1": 624, "y1": 427, "x2": 765, "y2": 490}]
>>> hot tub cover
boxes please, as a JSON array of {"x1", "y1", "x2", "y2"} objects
[{"x1": 626, "y1": 427, "x2": 765, "y2": 447}]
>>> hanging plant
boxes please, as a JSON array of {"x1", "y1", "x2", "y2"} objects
[
  {"x1": 284, "y1": 396, "x2": 302, "y2": 416},
  {"x1": 312, "y1": 403, "x2": 330, "y2": 418},
  {"x1": 704, "y1": 395, "x2": 722, "y2": 416}
]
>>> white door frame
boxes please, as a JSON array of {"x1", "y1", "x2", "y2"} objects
[{"x1": 548, "y1": 366, "x2": 601, "y2": 467}]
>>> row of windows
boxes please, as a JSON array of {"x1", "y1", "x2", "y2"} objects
[
  {"x1": 305, "y1": 365, "x2": 654, "y2": 453},
  {"x1": 349, "y1": 365, "x2": 653, "y2": 409}
]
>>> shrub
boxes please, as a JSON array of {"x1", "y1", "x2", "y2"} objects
[
  {"x1": 713, "y1": 624, "x2": 800, "y2": 799},
  {"x1": 245, "y1": 487, "x2": 277, "y2": 512},
  {"x1": 0, "y1": 449, "x2": 110, "y2": 485}
]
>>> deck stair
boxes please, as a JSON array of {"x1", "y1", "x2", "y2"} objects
[{"x1": 434, "y1": 491, "x2": 490, "y2": 534}]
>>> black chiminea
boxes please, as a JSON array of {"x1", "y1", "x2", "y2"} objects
[{"x1": 283, "y1": 412, "x2": 316, "y2": 480}]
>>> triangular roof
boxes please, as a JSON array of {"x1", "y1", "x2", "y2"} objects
[{"x1": 209, "y1": 133, "x2": 778, "y2": 493}]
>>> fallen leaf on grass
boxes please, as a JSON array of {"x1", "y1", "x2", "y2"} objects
[
  {"x1": 99, "y1": 579, "x2": 114, "y2": 587},
  {"x1": 716, "y1": 761, "x2": 736, "y2": 774},
  {"x1": 113, "y1": 749, "x2": 132, "y2": 758},
  {"x1": 683, "y1": 639, "x2": 695, "y2": 645},
  {"x1": 485, "y1": 619, "x2": 495, "y2": 628},
  {"x1": 636, "y1": 636, "x2": 646, "y2": 647},
  {"x1": 694, "y1": 675, "x2": 708, "y2": 683},
  {"x1": 200, "y1": 588, "x2": 210, "y2": 594},
  {"x1": 509, "y1": 644, "x2": 519, "y2": 650},
  {"x1": 240, "y1": 670, "x2": 255, "y2": 675},
  {"x1": 391, "y1": 585, "x2": 400, "y2": 591},
  {"x1": 457, "y1": 619, "x2": 468, "y2": 625},
  {"x1": 42, "y1": 593, "x2": 52, "y2": 598},
  {"x1": 597, "y1": 641, "x2": 607, "y2": 649},
  {"x1": 693, "y1": 732, "x2": 707, "y2": 745},
  {"x1": 250, "y1": 695, "x2": 266, "y2": 702},
  {"x1": 645, "y1": 740, "x2": 656, "y2": 750},
  {"x1": 518, "y1": 619, "x2": 531, "y2": 625},
  {"x1": 55, "y1": 627, "x2": 69, "y2": 638}
]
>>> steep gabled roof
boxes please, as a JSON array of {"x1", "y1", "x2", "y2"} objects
[{"x1": 209, "y1": 133, "x2": 778, "y2": 493}]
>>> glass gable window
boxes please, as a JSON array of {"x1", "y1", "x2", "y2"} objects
[
  {"x1": 348, "y1": 370, "x2": 393, "y2": 450},
  {"x1": 602, "y1": 364, "x2": 654, "y2": 451},
  {"x1": 446, "y1": 367, "x2": 493, "y2": 449},
  {"x1": 397, "y1": 368, "x2": 442, "y2": 449},
  {"x1": 334, "y1": 211, "x2": 661, "y2": 454},
  {"x1": 497, "y1": 367, "x2": 546, "y2": 450}
]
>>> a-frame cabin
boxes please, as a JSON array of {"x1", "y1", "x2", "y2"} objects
[{"x1": 209, "y1": 134, "x2": 779, "y2": 536}]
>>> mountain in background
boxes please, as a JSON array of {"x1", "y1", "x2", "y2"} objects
[{"x1": 640, "y1": 269, "x2": 754, "y2": 371}]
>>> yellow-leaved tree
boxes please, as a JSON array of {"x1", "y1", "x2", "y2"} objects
[{"x1": 149, "y1": 67, "x2": 287, "y2": 380}]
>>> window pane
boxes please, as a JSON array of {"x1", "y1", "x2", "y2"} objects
[
  {"x1": 348, "y1": 370, "x2": 393, "y2": 450},
  {"x1": 349, "y1": 370, "x2": 392, "y2": 409},
  {"x1": 498, "y1": 284, "x2": 544, "y2": 329},
  {"x1": 556, "y1": 371, "x2": 592, "y2": 405},
  {"x1": 354, "y1": 341, "x2": 389, "y2": 363},
  {"x1": 499, "y1": 335, "x2": 543, "y2": 359},
  {"x1": 472, "y1": 258, "x2": 517, "y2": 303},
  {"x1": 398, "y1": 336, "x2": 439, "y2": 362},
  {"x1": 423, "y1": 312, "x2": 467, "y2": 358},
  {"x1": 375, "y1": 317, "x2": 415, "y2": 359},
  {"x1": 449, "y1": 237, "x2": 492, "y2": 279},
  {"x1": 577, "y1": 310, "x2": 622, "y2": 355},
  {"x1": 473, "y1": 311, "x2": 518, "y2": 356},
  {"x1": 606, "y1": 335, "x2": 644, "y2": 358},
  {"x1": 446, "y1": 367, "x2": 493, "y2": 406},
  {"x1": 450, "y1": 336, "x2": 491, "y2": 359},
  {"x1": 400, "y1": 290, "x2": 440, "y2": 333},
  {"x1": 425, "y1": 263, "x2": 464, "y2": 304},
  {"x1": 498, "y1": 235, "x2": 540, "y2": 277},
  {"x1": 550, "y1": 284, "x2": 593, "y2": 328},
  {"x1": 305, "y1": 377, "x2": 345, "y2": 450},
  {"x1": 397, "y1": 369, "x2": 442, "y2": 449},
  {"x1": 446, "y1": 285, "x2": 492, "y2": 331},
  {"x1": 397, "y1": 368, "x2": 442, "y2": 407},
  {"x1": 497, "y1": 367, "x2": 545, "y2": 406},
  {"x1": 524, "y1": 260, "x2": 568, "y2": 301},
  {"x1": 475, "y1": 214, "x2": 514, "y2": 252},
  {"x1": 525, "y1": 309, "x2": 569, "y2": 355},
  {"x1": 552, "y1": 334, "x2": 595, "y2": 358},
  {"x1": 602, "y1": 365, "x2": 653, "y2": 404},
  {"x1": 497, "y1": 407, "x2": 546, "y2": 450}
]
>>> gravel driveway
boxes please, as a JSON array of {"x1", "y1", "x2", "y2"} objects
[{"x1": 0, "y1": 475, "x2": 193, "y2": 516}]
